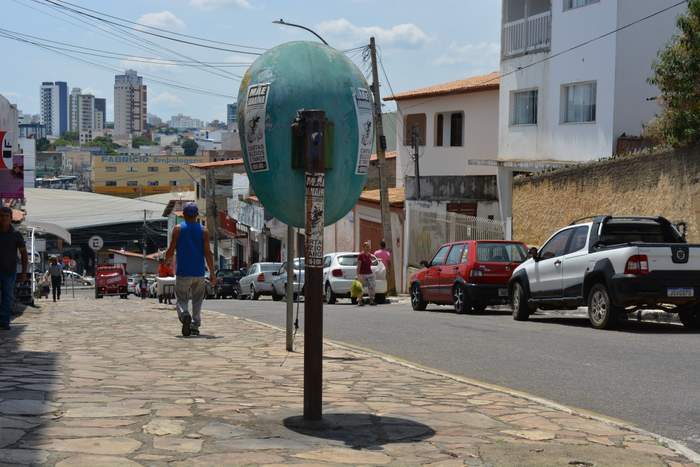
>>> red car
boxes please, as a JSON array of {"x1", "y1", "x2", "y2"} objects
[{"x1": 410, "y1": 240, "x2": 529, "y2": 314}]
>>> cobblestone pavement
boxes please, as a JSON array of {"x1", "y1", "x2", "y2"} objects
[{"x1": 0, "y1": 298, "x2": 697, "y2": 466}]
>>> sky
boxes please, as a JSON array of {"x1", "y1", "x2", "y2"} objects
[{"x1": 1, "y1": 0, "x2": 501, "y2": 123}]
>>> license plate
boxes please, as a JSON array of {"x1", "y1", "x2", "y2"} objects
[
  {"x1": 667, "y1": 287, "x2": 694, "y2": 298},
  {"x1": 498, "y1": 288, "x2": 509, "y2": 297}
]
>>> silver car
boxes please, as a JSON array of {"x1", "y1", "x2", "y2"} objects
[
  {"x1": 271, "y1": 258, "x2": 305, "y2": 301},
  {"x1": 238, "y1": 262, "x2": 283, "y2": 300},
  {"x1": 322, "y1": 252, "x2": 387, "y2": 304}
]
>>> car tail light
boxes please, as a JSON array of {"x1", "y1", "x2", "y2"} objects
[
  {"x1": 625, "y1": 255, "x2": 649, "y2": 275},
  {"x1": 470, "y1": 264, "x2": 485, "y2": 279},
  {"x1": 332, "y1": 269, "x2": 343, "y2": 278},
  {"x1": 257, "y1": 273, "x2": 265, "y2": 282}
]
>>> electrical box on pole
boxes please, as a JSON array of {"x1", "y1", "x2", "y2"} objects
[{"x1": 238, "y1": 41, "x2": 374, "y2": 420}]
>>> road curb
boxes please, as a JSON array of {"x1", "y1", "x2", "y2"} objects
[{"x1": 208, "y1": 309, "x2": 700, "y2": 464}]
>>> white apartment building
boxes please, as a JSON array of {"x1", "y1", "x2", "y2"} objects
[
  {"x1": 114, "y1": 70, "x2": 147, "y2": 137},
  {"x1": 78, "y1": 94, "x2": 95, "y2": 134},
  {"x1": 40, "y1": 81, "x2": 68, "y2": 136},
  {"x1": 69, "y1": 87, "x2": 81, "y2": 132},
  {"x1": 169, "y1": 114, "x2": 204, "y2": 130},
  {"x1": 499, "y1": 0, "x2": 685, "y2": 162}
]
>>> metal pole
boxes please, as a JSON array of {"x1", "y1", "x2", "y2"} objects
[
  {"x1": 286, "y1": 224, "x2": 294, "y2": 352},
  {"x1": 412, "y1": 128, "x2": 421, "y2": 200},
  {"x1": 368, "y1": 37, "x2": 397, "y2": 296},
  {"x1": 142, "y1": 209, "x2": 147, "y2": 276},
  {"x1": 302, "y1": 109, "x2": 326, "y2": 420}
]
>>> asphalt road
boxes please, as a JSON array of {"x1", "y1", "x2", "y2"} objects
[{"x1": 198, "y1": 296, "x2": 700, "y2": 454}]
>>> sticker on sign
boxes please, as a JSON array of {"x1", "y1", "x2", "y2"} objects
[
  {"x1": 305, "y1": 173, "x2": 325, "y2": 268},
  {"x1": 244, "y1": 83, "x2": 270, "y2": 173}
]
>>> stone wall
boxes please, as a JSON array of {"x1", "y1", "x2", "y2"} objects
[{"x1": 513, "y1": 147, "x2": 700, "y2": 246}]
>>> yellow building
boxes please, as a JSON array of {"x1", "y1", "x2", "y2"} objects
[{"x1": 92, "y1": 154, "x2": 198, "y2": 198}]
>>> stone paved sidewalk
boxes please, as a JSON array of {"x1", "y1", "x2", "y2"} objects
[{"x1": 0, "y1": 298, "x2": 697, "y2": 466}]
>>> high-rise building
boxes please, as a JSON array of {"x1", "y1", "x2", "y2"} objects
[
  {"x1": 69, "y1": 87, "x2": 81, "y2": 132},
  {"x1": 114, "y1": 70, "x2": 147, "y2": 137},
  {"x1": 40, "y1": 81, "x2": 68, "y2": 136},
  {"x1": 78, "y1": 94, "x2": 95, "y2": 133},
  {"x1": 169, "y1": 113, "x2": 204, "y2": 129},
  {"x1": 226, "y1": 103, "x2": 237, "y2": 126},
  {"x1": 94, "y1": 98, "x2": 106, "y2": 127}
]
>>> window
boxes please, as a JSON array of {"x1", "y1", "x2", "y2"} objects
[
  {"x1": 431, "y1": 245, "x2": 451, "y2": 266},
  {"x1": 476, "y1": 243, "x2": 528, "y2": 263},
  {"x1": 169, "y1": 166, "x2": 181, "y2": 172},
  {"x1": 539, "y1": 229, "x2": 574, "y2": 260},
  {"x1": 148, "y1": 181, "x2": 159, "y2": 187},
  {"x1": 562, "y1": 82, "x2": 596, "y2": 123},
  {"x1": 127, "y1": 166, "x2": 137, "y2": 172},
  {"x1": 460, "y1": 244, "x2": 470, "y2": 263},
  {"x1": 567, "y1": 226, "x2": 589, "y2": 253},
  {"x1": 105, "y1": 166, "x2": 117, "y2": 172},
  {"x1": 323, "y1": 256, "x2": 332, "y2": 268},
  {"x1": 435, "y1": 112, "x2": 464, "y2": 147},
  {"x1": 105, "y1": 180, "x2": 116, "y2": 187},
  {"x1": 169, "y1": 180, "x2": 178, "y2": 186},
  {"x1": 148, "y1": 166, "x2": 159, "y2": 172},
  {"x1": 404, "y1": 113, "x2": 426, "y2": 146},
  {"x1": 445, "y1": 244, "x2": 464, "y2": 265},
  {"x1": 127, "y1": 181, "x2": 138, "y2": 187},
  {"x1": 512, "y1": 90, "x2": 538, "y2": 125},
  {"x1": 564, "y1": 0, "x2": 599, "y2": 10}
]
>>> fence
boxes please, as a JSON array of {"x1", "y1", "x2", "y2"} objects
[
  {"x1": 407, "y1": 205, "x2": 505, "y2": 267},
  {"x1": 503, "y1": 11, "x2": 551, "y2": 57}
]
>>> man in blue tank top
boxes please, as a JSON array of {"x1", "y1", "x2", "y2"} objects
[{"x1": 164, "y1": 203, "x2": 215, "y2": 336}]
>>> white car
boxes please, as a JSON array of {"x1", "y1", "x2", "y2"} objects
[
  {"x1": 238, "y1": 262, "x2": 283, "y2": 300},
  {"x1": 271, "y1": 258, "x2": 305, "y2": 301},
  {"x1": 62, "y1": 270, "x2": 94, "y2": 286},
  {"x1": 322, "y1": 252, "x2": 387, "y2": 304}
]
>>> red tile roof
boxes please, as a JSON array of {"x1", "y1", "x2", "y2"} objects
[
  {"x1": 189, "y1": 158, "x2": 244, "y2": 169},
  {"x1": 384, "y1": 72, "x2": 500, "y2": 102},
  {"x1": 359, "y1": 187, "x2": 405, "y2": 208},
  {"x1": 370, "y1": 151, "x2": 397, "y2": 162}
]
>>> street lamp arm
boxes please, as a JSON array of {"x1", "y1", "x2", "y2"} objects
[{"x1": 272, "y1": 19, "x2": 329, "y2": 46}]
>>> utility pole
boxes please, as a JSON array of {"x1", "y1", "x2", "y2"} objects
[
  {"x1": 286, "y1": 225, "x2": 294, "y2": 352},
  {"x1": 142, "y1": 209, "x2": 147, "y2": 276},
  {"x1": 206, "y1": 169, "x2": 219, "y2": 269},
  {"x1": 412, "y1": 127, "x2": 421, "y2": 200},
  {"x1": 368, "y1": 37, "x2": 397, "y2": 295}
]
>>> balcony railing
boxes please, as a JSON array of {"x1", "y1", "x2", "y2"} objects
[{"x1": 503, "y1": 11, "x2": 551, "y2": 58}]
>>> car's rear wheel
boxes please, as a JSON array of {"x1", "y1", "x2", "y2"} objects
[
  {"x1": 325, "y1": 283, "x2": 336, "y2": 304},
  {"x1": 250, "y1": 285, "x2": 259, "y2": 301},
  {"x1": 472, "y1": 303, "x2": 487, "y2": 313},
  {"x1": 511, "y1": 282, "x2": 532, "y2": 321},
  {"x1": 587, "y1": 283, "x2": 621, "y2": 330},
  {"x1": 678, "y1": 306, "x2": 700, "y2": 329},
  {"x1": 453, "y1": 284, "x2": 470, "y2": 314},
  {"x1": 272, "y1": 292, "x2": 283, "y2": 301},
  {"x1": 410, "y1": 283, "x2": 427, "y2": 311}
]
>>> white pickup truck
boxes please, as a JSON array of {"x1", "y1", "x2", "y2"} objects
[{"x1": 509, "y1": 216, "x2": 700, "y2": 329}]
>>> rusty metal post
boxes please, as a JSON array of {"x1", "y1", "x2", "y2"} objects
[{"x1": 302, "y1": 109, "x2": 326, "y2": 420}]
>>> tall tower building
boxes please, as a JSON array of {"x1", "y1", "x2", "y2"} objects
[
  {"x1": 69, "y1": 87, "x2": 81, "y2": 132},
  {"x1": 94, "y1": 98, "x2": 106, "y2": 127},
  {"x1": 40, "y1": 81, "x2": 68, "y2": 136},
  {"x1": 114, "y1": 70, "x2": 147, "y2": 137},
  {"x1": 226, "y1": 102, "x2": 237, "y2": 126}
]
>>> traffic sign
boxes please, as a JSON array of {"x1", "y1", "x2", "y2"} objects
[
  {"x1": 88, "y1": 235, "x2": 104, "y2": 251},
  {"x1": 237, "y1": 41, "x2": 374, "y2": 228}
]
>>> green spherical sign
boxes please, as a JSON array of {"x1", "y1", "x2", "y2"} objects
[{"x1": 237, "y1": 41, "x2": 374, "y2": 228}]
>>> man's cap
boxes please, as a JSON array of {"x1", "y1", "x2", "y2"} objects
[{"x1": 183, "y1": 202, "x2": 199, "y2": 216}]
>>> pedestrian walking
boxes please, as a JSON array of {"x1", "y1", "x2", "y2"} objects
[
  {"x1": 47, "y1": 257, "x2": 63, "y2": 302},
  {"x1": 0, "y1": 206, "x2": 28, "y2": 331},
  {"x1": 374, "y1": 239, "x2": 392, "y2": 270},
  {"x1": 356, "y1": 241, "x2": 376, "y2": 306},
  {"x1": 164, "y1": 203, "x2": 215, "y2": 337},
  {"x1": 139, "y1": 275, "x2": 149, "y2": 300}
]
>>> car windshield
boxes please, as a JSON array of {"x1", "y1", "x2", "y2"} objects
[
  {"x1": 260, "y1": 263, "x2": 280, "y2": 272},
  {"x1": 599, "y1": 219, "x2": 684, "y2": 245},
  {"x1": 218, "y1": 270, "x2": 237, "y2": 278},
  {"x1": 476, "y1": 243, "x2": 528, "y2": 263},
  {"x1": 338, "y1": 254, "x2": 378, "y2": 266},
  {"x1": 293, "y1": 258, "x2": 305, "y2": 268}
]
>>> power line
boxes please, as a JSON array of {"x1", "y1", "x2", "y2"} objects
[
  {"x1": 0, "y1": 31, "x2": 236, "y2": 98},
  {"x1": 52, "y1": 0, "x2": 267, "y2": 52},
  {"x1": 43, "y1": 0, "x2": 263, "y2": 56}
]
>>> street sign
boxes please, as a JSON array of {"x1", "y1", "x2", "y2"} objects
[
  {"x1": 237, "y1": 41, "x2": 374, "y2": 228},
  {"x1": 88, "y1": 235, "x2": 104, "y2": 251}
]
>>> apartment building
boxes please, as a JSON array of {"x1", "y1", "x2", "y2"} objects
[
  {"x1": 39, "y1": 81, "x2": 68, "y2": 136},
  {"x1": 498, "y1": 0, "x2": 685, "y2": 162},
  {"x1": 114, "y1": 70, "x2": 147, "y2": 137}
]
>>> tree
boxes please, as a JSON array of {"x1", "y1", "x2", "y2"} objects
[
  {"x1": 91, "y1": 136, "x2": 120, "y2": 155},
  {"x1": 650, "y1": 0, "x2": 700, "y2": 147},
  {"x1": 36, "y1": 137, "x2": 50, "y2": 151},
  {"x1": 132, "y1": 136, "x2": 154, "y2": 148},
  {"x1": 182, "y1": 139, "x2": 198, "y2": 156}
]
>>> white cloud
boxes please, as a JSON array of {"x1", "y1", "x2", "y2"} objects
[
  {"x1": 151, "y1": 92, "x2": 183, "y2": 108},
  {"x1": 434, "y1": 42, "x2": 500, "y2": 68},
  {"x1": 137, "y1": 11, "x2": 186, "y2": 30},
  {"x1": 189, "y1": 0, "x2": 250, "y2": 10},
  {"x1": 318, "y1": 18, "x2": 430, "y2": 49}
]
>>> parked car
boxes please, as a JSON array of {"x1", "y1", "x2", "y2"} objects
[
  {"x1": 238, "y1": 262, "x2": 283, "y2": 300},
  {"x1": 214, "y1": 269, "x2": 243, "y2": 299},
  {"x1": 127, "y1": 275, "x2": 139, "y2": 295},
  {"x1": 61, "y1": 270, "x2": 94, "y2": 286},
  {"x1": 322, "y1": 252, "x2": 387, "y2": 304},
  {"x1": 409, "y1": 240, "x2": 528, "y2": 314},
  {"x1": 95, "y1": 264, "x2": 128, "y2": 299},
  {"x1": 271, "y1": 258, "x2": 305, "y2": 301},
  {"x1": 509, "y1": 216, "x2": 700, "y2": 330}
]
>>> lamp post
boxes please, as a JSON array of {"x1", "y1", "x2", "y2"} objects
[{"x1": 272, "y1": 19, "x2": 329, "y2": 46}]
